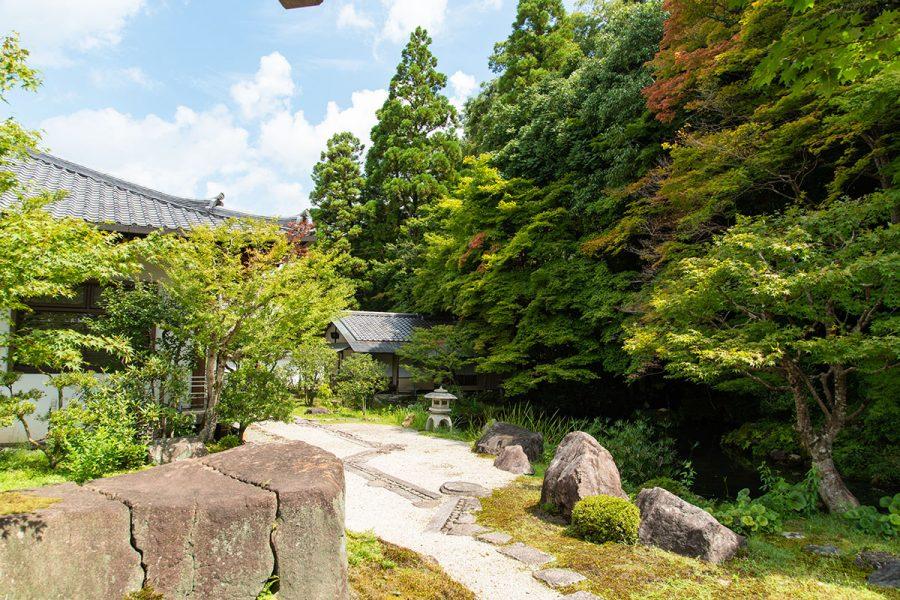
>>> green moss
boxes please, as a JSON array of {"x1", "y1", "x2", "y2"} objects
[
  {"x1": 347, "y1": 530, "x2": 474, "y2": 599},
  {"x1": 0, "y1": 491, "x2": 60, "y2": 516},
  {"x1": 571, "y1": 495, "x2": 640, "y2": 545},
  {"x1": 0, "y1": 448, "x2": 68, "y2": 492},
  {"x1": 478, "y1": 477, "x2": 900, "y2": 599}
]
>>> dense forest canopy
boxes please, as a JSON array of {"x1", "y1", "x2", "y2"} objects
[{"x1": 309, "y1": 0, "x2": 899, "y2": 507}]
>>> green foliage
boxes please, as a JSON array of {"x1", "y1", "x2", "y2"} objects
[
  {"x1": 715, "y1": 489, "x2": 783, "y2": 535},
  {"x1": 569, "y1": 494, "x2": 640, "y2": 545},
  {"x1": 397, "y1": 325, "x2": 473, "y2": 388},
  {"x1": 310, "y1": 131, "x2": 367, "y2": 247},
  {"x1": 722, "y1": 421, "x2": 801, "y2": 464},
  {"x1": 141, "y1": 220, "x2": 353, "y2": 440},
  {"x1": 218, "y1": 363, "x2": 295, "y2": 435},
  {"x1": 842, "y1": 494, "x2": 900, "y2": 538},
  {"x1": 0, "y1": 371, "x2": 41, "y2": 434},
  {"x1": 360, "y1": 26, "x2": 461, "y2": 308},
  {"x1": 0, "y1": 448, "x2": 67, "y2": 492},
  {"x1": 333, "y1": 354, "x2": 387, "y2": 412},
  {"x1": 47, "y1": 383, "x2": 148, "y2": 483},
  {"x1": 758, "y1": 465, "x2": 821, "y2": 517},
  {"x1": 591, "y1": 418, "x2": 695, "y2": 490},
  {"x1": 206, "y1": 434, "x2": 242, "y2": 454},
  {"x1": 288, "y1": 340, "x2": 336, "y2": 406}
]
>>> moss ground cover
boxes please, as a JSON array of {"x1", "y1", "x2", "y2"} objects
[
  {"x1": 347, "y1": 530, "x2": 474, "y2": 600},
  {"x1": 0, "y1": 490, "x2": 60, "y2": 515},
  {"x1": 0, "y1": 447, "x2": 68, "y2": 492},
  {"x1": 478, "y1": 477, "x2": 900, "y2": 599}
]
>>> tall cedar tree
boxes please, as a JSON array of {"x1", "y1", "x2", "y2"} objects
[
  {"x1": 310, "y1": 131, "x2": 367, "y2": 250},
  {"x1": 360, "y1": 27, "x2": 461, "y2": 308},
  {"x1": 465, "y1": 0, "x2": 580, "y2": 153}
]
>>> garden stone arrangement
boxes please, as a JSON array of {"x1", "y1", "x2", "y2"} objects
[
  {"x1": 540, "y1": 431, "x2": 628, "y2": 518},
  {"x1": 0, "y1": 441, "x2": 348, "y2": 600}
]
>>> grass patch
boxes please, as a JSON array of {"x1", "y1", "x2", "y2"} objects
[
  {"x1": 348, "y1": 530, "x2": 474, "y2": 600},
  {"x1": 0, "y1": 491, "x2": 60, "y2": 515},
  {"x1": 0, "y1": 447, "x2": 68, "y2": 492},
  {"x1": 478, "y1": 477, "x2": 900, "y2": 599}
]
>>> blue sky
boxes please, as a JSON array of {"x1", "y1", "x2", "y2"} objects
[{"x1": 0, "y1": 0, "x2": 542, "y2": 216}]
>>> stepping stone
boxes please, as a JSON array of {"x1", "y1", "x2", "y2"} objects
[
  {"x1": 498, "y1": 542, "x2": 554, "y2": 566},
  {"x1": 533, "y1": 568, "x2": 586, "y2": 589},
  {"x1": 446, "y1": 523, "x2": 490, "y2": 536},
  {"x1": 440, "y1": 481, "x2": 491, "y2": 498},
  {"x1": 803, "y1": 544, "x2": 841, "y2": 556},
  {"x1": 868, "y1": 560, "x2": 900, "y2": 589},
  {"x1": 565, "y1": 592, "x2": 603, "y2": 600},
  {"x1": 456, "y1": 513, "x2": 477, "y2": 524},
  {"x1": 781, "y1": 531, "x2": 804, "y2": 539},
  {"x1": 477, "y1": 531, "x2": 513, "y2": 545}
]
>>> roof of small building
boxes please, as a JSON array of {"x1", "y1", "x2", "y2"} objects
[
  {"x1": 0, "y1": 151, "x2": 293, "y2": 233},
  {"x1": 331, "y1": 310, "x2": 431, "y2": 354}
]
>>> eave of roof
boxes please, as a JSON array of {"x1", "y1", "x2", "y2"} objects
[{"x1": 0, "y1": 151, "x2": 304, "y2": 234}]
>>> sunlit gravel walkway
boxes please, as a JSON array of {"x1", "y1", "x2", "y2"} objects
[{"x1": 247, "y1": 419, "x2": 565, "y2": 600}]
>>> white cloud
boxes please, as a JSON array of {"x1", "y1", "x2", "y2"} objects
[
  {"x1": 381, "y1": 0, "x2": 448, "y2": 43},
  {"x1": 37, "y1": 52, "x2": 388, "y2": 216},
  {"x1": 90, "y1": 67, "x2": 158, "y2": 90},
  {"x1": 230, "y1": 52, "x2": 296, "y2": 120},
  {"x1": 448, "y1": 70, "x2": 478, "y2": 111},
  {"x1": 337, "y1": 4, "x2": 374, "y2": 30},
  {"x1": 259, "y1": 88, "x2": 388, "y2": 175},
  {"x1": 0, "y1": 0, "x2": 144, "y2": 66}
]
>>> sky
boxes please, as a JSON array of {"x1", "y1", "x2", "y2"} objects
[{"x1": 0, "y1": 0, "x2": 544, "y2": 217}]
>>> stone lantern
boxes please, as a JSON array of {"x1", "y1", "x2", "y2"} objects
[{"x1": 424, "y1": 386, "x2": 456, "y2": 431}]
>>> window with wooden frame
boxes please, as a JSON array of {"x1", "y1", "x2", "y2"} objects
[{"x1": 12, "y1": 282, "x2": 121, "y2": 373}]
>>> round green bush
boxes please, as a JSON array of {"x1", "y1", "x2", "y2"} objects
[{"x1": 570, "y1": 495, "x2": 640, "y2": 545}]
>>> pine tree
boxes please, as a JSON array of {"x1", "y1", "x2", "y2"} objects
[{"x1": 309, "y1": 131, "x2": 367, "y2": 249}]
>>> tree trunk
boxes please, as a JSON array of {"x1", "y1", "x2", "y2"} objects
[
  {"x1": 783, "y1": 359, "x2": 860, "y2": 512},
  {"x1": 811, "y1": 451, "x2": 859, "y2": 513},
  {"x1": 199, "y1": 350, "x2": 222, "y2": 442}
]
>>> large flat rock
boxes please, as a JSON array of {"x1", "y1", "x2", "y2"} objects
[
  {"x1": 202, "y1": 440, "x2": 348, "y2": 600},
  {"x1": 89, "y1": 460, "x2": 276, "y2": 600},
  {"x1": 0, "y1": 483, "x2": 143, "y2": 600}
]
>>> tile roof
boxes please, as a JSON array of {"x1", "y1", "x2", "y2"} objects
[
  {"x1": 0, "y1": 151, "x2": 287, "y2": 233},
  {"x1": 333, "y1": 311, "x2": 431, "y2": 353}
]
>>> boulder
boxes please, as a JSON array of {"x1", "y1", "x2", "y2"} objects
[
  {"x1": 868, "y1": 560, "x2": 900, "y2": 589},
  {"x1": 147, "y1": 436, "x2": 208, "y2": 465},
  {"x1": 88, "y1": 460, "x2": 276, "y2": 600},
  {"x1": 306, "y1": 407, "x2": 331, "y2": 415},
  {"x1": 0, "y1": 483, "x2": 143, "y2": 599},
  {"x1": 493, "y1": 445, "x2": 534, "y2": 475},
  {"x1": 475, "y1": 422, "x2": 543, "y2": 463},
  {"x1": 857, "y1": 550, "x2": 898, "y2": 570},
  {"x1": 635, "y1": 487, "x2": 743, "y2": 564},
  {"x1": 540, "y1": 431, "x2": 627, "y2": 519},
  {"x1": 202, "y1": 441, "x2": 348, "y2": 600}
]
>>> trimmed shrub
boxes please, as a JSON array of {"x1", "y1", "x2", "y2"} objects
[{"x1": 570, "y1": 495, "x2": 640, "y2": 545}]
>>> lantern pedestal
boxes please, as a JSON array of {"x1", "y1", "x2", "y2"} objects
[{"x1": 424, "y1": 386, "x2": 456, "y2": 431}]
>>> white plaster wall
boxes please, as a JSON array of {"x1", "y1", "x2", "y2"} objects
[{"x1": 0, "y1": 311, "x2": 89, "y2": 444}]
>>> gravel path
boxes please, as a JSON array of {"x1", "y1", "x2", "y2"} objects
[{"x1": 248, "y1": 420, "x2": 564, "y2": 600}]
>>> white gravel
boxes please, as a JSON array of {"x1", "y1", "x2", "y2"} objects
[{"x1": 249, "y1": 420, "x2": 564, "y2": 600}]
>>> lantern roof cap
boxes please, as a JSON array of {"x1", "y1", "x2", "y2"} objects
[{"x1": 424, "y1": 386, "x2": 457, "y2": 401}]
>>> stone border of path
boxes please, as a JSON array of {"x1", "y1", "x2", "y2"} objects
[{"x1": 287, "y1": 419, "x2": 600, "y2": 598}]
